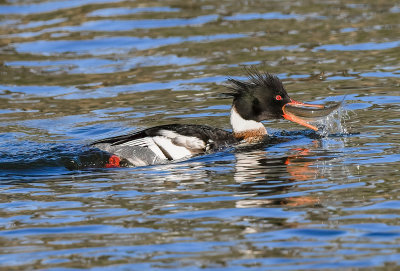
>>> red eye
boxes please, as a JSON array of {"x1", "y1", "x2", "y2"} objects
[{"x1": 275, "y1": 95, "x2": 282, "y2": 101}]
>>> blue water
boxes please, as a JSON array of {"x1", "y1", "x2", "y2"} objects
[
  {"x1": 0, "y1": 0, "x2": 399, "y2": 270},
  {"x1": 11, "y1": 34, "x2": 248, "y2": 54}
]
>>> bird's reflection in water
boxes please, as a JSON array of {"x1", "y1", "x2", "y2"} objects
[
  {"x1": 233, "y1": 138, "x2": 347, "y2": 209},
  {"x1": 67, "y1": 131, "x2": 348, "y2": 211}
]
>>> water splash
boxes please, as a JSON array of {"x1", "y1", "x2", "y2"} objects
[{"x1": 314, "y1": 102, "x2": 351, "y2": 137}]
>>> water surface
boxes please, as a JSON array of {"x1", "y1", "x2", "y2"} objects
[{"x1": 0, "y1": 0, "x2": 399, "y2": 270}]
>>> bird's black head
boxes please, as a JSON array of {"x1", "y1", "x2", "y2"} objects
[{"x1": 226, "y1": 68, "x2": 291, "y2": 122}]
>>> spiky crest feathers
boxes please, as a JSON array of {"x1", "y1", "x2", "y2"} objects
[{"x1": 226, "y1": 68, "x2": 286, "y2": 98}]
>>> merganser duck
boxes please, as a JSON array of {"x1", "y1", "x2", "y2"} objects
[{"x1": 91, "y1": 69, "x2": 336, "y2": 168}]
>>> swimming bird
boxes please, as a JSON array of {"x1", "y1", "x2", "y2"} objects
[{"x1": 91, "y1": 69, "x2": 335, "y2": 167}]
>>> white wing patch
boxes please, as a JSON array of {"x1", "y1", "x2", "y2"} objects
[
  {"x1": 152, "y1": 136, "x2": 192, "y2": 160},
  {"x1": 158, "y1": 130, "x2": 206, "y2": 150},
  {"x1": 120, "y1": 137, "x2": 167, "y2": 160},
  {"x1": 119, "y1": 129, "x2": 206, "y2": 161}
]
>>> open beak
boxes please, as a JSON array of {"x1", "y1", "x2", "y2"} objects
[{"x1": 282, "y1": 99, "x2": 341, "y2": 131}]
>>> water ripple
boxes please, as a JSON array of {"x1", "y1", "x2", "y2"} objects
[
  {"x1": 12, "y1": 33, "x2": 248, "y2": 55},
  {"x1": 314, "y1": 40, "x2": 400, "y2": 51},
  {"x1": 1, "y1": 0, "x2": 399, "y2": 270},
  {"x1": 0, "y1": 0, "x2": 124, "y2": 15}
]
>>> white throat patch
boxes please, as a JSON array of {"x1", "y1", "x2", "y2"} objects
[{"x1": 230, "y1": 106, "x2": 267, "y2": 134}]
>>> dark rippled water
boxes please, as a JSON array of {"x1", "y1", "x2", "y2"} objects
[{"x1": 1, "y1": 0, "x2": 399, "y2": 270}]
